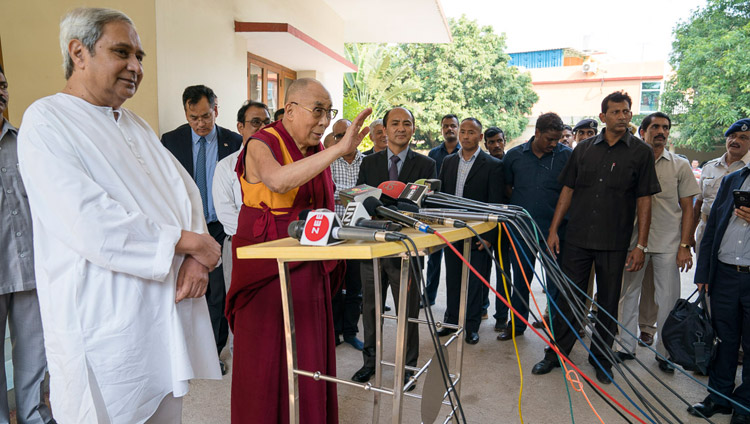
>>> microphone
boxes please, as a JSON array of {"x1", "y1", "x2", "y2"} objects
[
  {"x1": 357, "y1": 219, "x2": 404, "y2": 232},
  {"x1": 341, "y1": 201, "x2": 404, "y2": 231},
  {"x1": 417, "y1": 209, "x2": 504, "y2": 223},
  {"x1": 362, "y1": 197, "x2": 434, "y2": 234},
  {"x1": 287, "y1": 220, "x2": 405, "y2": 243},
  {"x1": 401, "y1": 211, "x2": 467, "y2": 228},
  {"x1": 378, "y1": 181, "x2": 406, "y2": 206}
]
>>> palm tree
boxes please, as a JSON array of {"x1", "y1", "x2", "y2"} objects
[{"x1": 343, "y1": 43, "x2": 419, "y2": 123}]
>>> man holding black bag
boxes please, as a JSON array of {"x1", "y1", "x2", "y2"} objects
[{"x1": 691, "y1": 119, "x2": 750, "y2": 423}]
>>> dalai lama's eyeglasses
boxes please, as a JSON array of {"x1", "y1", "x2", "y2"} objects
[{"x1": 290, "y1": 102, "x2": 338, "y2": 121}]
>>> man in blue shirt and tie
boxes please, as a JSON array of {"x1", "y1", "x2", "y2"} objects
[{"x1": 161, "y1": 85, "x2": 242, "y2": 375}]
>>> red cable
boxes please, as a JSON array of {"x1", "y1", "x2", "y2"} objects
[{"x1": 433, "y1": 230, "x2": 648, "y2": 424}]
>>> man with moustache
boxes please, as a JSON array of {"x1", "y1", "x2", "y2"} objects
[
  {"x1": 500, "y1": 113, "x2": 572, "y2": 340},
  {"x1": 437, "y1": 118, "x2": 504, "y2": 344},
  {"x1": 0, "y1": 64, "x2": 55, "y2": 424},
  {"x1": 689, "y1": 119, "x2": 750, "y2": 422},
  {"x1": 484, "y1": 126, "x2": 506, "y2": 160},
  {"x1": 362, "y1": 119, "x2": 387, "y2": 155},
  {"x1": 616, "y1": 112, "x2": 699, "y2": 373},
  {"x1": 483, "y1": 126, "x2": 513, "y2": 331},
  {"x1": 560, "y1": 125, "x2": 574, "y2": 147},
  {"x1": 425, "y1": 114, "x2": 460, "y2": 307},
  {"x1": 162, "y1": 85, "x2": 243, "y2": 374},
  {"x1": 352, "y1": 107, "x2": 436, "y2": 385},
  {"x1": 693, "y1": 119, "x2": 750, "y2": 254},
  {"x1": 227, "y1": 78, "x2": 372, "y2": 422},
  {"x1": 531, "y1": 91, "x2": 660, "y2": 384},
  {"x1": 18, "y1": 8, "x2": 222, "y2": 421}
]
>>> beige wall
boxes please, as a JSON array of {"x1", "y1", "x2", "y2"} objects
[
  {"x1": 155, "y1": 0, "x2": 347, "y2": 136},
  {"x1": 0, "y1": 1, "x2": 159, "y2": 130}
]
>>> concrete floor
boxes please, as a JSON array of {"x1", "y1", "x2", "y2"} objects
[{"x1": 183, "y1": 262, "x2": 732, "y2": 423}]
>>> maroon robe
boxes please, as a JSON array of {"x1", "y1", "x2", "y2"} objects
[{"x1": 227, "y1": 121, "x2": 339, "y2": 423}]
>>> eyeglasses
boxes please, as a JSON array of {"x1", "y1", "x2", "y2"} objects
[
  {"x1": 290, "y1": 102, "x2": 338, "y2": 121},
  {"x1": 245, "y1": 118, "x2": 271, "y2": 127},
  {"x1": 333, "y1": 133, "x2": 346, "y2": 141}
]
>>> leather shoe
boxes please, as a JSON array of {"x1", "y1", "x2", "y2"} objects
[
  {"x1": 595, "y1": 367, "x2": 612, "y2": 384},
  {"x1": 532, "y1": 357, "x2": 561, "y2": 375},
  {"x1": 657, "y1": 357, "x2": 675, "y2": 374},
  {"x1": 465, "y1": 332, "x2": 479, "y2": 344},
  {"x1": 614, "y1": 351, "x2": 636, "y2": 363},
  {"x1": 688, "y1": 396, "x2": 732, "y2": 418},
  {"x1": 731, "y1": 412, "x2": 750, "y2": 424},
  {"x1": 532, "y1": 316, "x2": 549, "y2": 329},
  {"x1": 497, "y1": 327, "x2": 523, "y2": 341},
  {"x1": 352, "y1": 366, "x2": 375, "y2": 383},
  {"x1": 494, "y1": 321, "x2": 507, "y2": 332},
  {"x1": 437, "y1": 328, "x2": 457, "y2": 337},
  {"x1": 639, "y1": 332, "x2": 654, "y2": 346}
]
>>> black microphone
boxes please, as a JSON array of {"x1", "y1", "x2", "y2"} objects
[
  {"x1": 417, "y1": 209, "x2": 503, "y2": 223},
  {"x1": 401, "y1": 211, "x2": 467, "y2": 228},
  {"x1": 357, "y1": 219, "x2": 404, "y2": 232},
  {"x1": 362, "y1": 197, "x2": 434, "y2": 234},
  {"x1": 287, "y1": 220, "x2": 405, "y2": 242}
]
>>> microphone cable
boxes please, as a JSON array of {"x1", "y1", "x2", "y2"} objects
[{"x1": 398, "y1": 236, "x2": 467, "y2": 423}]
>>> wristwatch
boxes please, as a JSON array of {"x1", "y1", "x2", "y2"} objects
[
  {"x1": 679, "y1": 243, "x2": 691, "y2": 249},
  {"x1": 636, "y1": 244, "x2": 649, "y2": 253}
]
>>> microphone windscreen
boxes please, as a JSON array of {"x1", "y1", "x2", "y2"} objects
[
  {"x1": 362, "y1": 196, "x2": 383, "y2": 216},
  {"x1": 378, "y1": 180, "x2": 406, "y2": 199},
  {"x1": 396, "y1": 199, "x2": 420, "y2": 213},
  {"x1": 298, "y1": 209, "x2": 312, "y2": 221}
]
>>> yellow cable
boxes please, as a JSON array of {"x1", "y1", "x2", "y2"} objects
[
  {"x1": 498, "y1": 225, "x2": 524, "y2": 424},
  {"x1": 502, "y1": 222, "x2": 604, "y2": 423}
]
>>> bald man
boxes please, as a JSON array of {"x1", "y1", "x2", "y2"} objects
[{"x1": 226, "y1": 78, "x2": 371, "y2": 423}]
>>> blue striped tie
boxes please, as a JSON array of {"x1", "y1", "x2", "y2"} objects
[{"x1": 196, "y1": 137, "x2": 209, "y2": 219}]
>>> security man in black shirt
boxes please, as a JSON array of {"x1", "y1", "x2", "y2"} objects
[{"x1": 531, "y1": 91, "x2": 661, "y2": 384}]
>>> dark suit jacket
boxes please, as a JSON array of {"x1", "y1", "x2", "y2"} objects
[
  {"x1": 439, "y1": 149, "x2": 505, "y2": 248},
  {"x1": 160, "y1": 123, "x2": 242, "y2": 177},
  {"x1": 439, "y1": 149, "x2": 505, "y2": 204},
  {"x1": 695, "y1": 167, "x2": 750, "y2": 293},
  {"x1": 357, "y1": 148, "x2": 436, "y2": 187}
]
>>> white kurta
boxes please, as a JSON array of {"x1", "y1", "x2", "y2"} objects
[{"x1": 17, "y1": 93, "x2": 221, "y2": 424}]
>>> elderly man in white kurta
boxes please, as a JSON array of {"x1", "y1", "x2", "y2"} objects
[{"x1": 17, "y1": 8, "x2": 221, "y2": 423}]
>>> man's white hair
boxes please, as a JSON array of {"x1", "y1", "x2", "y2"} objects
[
  {"x1": 369, "y1": 119, "x2": 384, "y2": 132},
  {"x1": 59, "y1": 7, "x2": 134, "y2": 79}
]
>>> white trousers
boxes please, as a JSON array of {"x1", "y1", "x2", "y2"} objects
[{"x1": 618, "y1": 252, "x2": 680, "y2": 357}]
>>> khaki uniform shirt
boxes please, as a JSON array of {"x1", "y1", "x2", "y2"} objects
[
  {"x1": 698, "y1": 151, "x2": 750, "y2": 218},
  {"x1": 630, "y1": 149, "x2": 699, "y2": 253}
]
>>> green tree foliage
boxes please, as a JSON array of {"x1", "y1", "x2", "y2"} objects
[
  {"x1": 395, "y1": 15, "x2": 537, "y2": 147},
  {"x1": 663, "y1": 0, "x2": 750, "y2": 150},
  {"x1": 343, "y1": 43, "x2": 420, "y2": 150},
  {"x1": 344, "y1": 44, "x2": 419, "y2": 117}
]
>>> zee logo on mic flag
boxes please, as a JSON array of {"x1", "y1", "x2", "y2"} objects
[{"x1": 304, "y1": 213, "x2": 331, "y2": 242}]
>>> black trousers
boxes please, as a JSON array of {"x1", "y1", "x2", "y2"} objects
[
  {"x1": 444, "y1": 240, "x2": 492, "y2": 334},
  {"x1": 207, "y1": 221, "x2": 229, "y2": 355},
  {"x1": 333, "y1": 260, "x2": 362, "y2": 337},
  {"x1": 548, "y1": 242, "x2": 627, "y2": 366},
  {"x1": 707, "y1": 262, "x2": 750, "y2": 409},
  {"x1": 360, "y1": 258, "x2": 420, "y2": 368}
]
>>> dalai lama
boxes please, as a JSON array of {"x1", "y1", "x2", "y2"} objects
[{"x1": 226, "y1": 78, "x2": 371, "y2": 423}]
